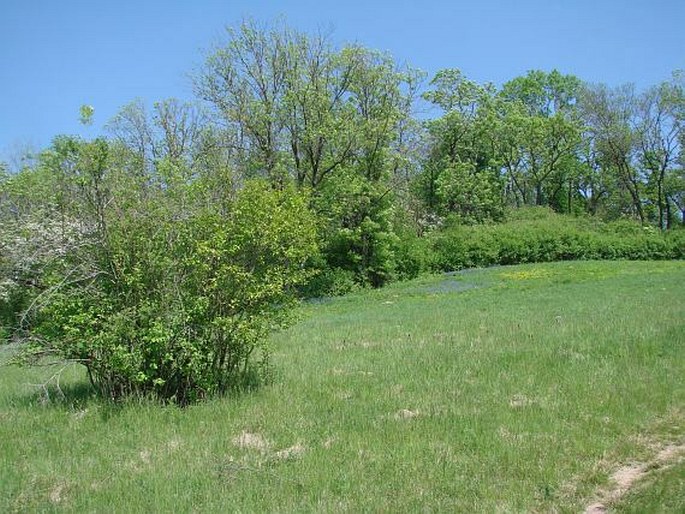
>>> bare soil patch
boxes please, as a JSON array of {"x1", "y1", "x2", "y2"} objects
[{"x1": 584, "y1": 442, "x2": 685, "y2": 513}]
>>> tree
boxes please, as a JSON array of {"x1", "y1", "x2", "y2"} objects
[
  {"x1": 636, "y1": 75, "x2": 683, "y2": 228},
  {"x1": 579, "y1": 83, "x2": 646, "y2": 222},
  {"x1": 498, "y1": 70, "x2": 584, "y2": 210},
  {"x1": 107, "y1": 98, "x2": 208, "y2": 180},
  {"x1": 421, "y1": 69, "x2": 504, "y2": 221},
  {"x1": 421, "y1": 69, "x2": 583, "y2": 219},
  {"x1": 579, "y1": 75, "x2": 684, "y2": 227},
  {"x1": 501, "y1": 69, "x2": 582, "y2": 117},
  {"x1": 196, "y1": 20, "x2": 420, "y2": 286},
  {"x1": 0, "y1": 137, "x2": 92, "y2": 343},
  {"x1": 665, "y1": 168, "x2": 685, "y2": 225}
]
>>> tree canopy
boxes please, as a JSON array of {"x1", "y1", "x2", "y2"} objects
[{"x1": 1, "y1": 20, "x2": 683, "y2": 403}]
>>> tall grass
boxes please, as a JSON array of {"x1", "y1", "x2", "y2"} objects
[{"x1": 1, "y1": 260, "x2": 683, "y2": 511}]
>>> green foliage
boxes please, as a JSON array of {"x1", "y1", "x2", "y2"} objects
[
  {"x1": 392, "y1": 228, "x2": 435, "y2": 280},
  {"x1": 420, "y1": 69, "x2": 505, "y2": 218},
  {"x1": 196, "y1": 20, "x2": 421, "y2": 288},
  {"x1": 298, "y1": 266, "x2": 361, "y2": 298},
  {"x1": 430, "y1": 208, "x2": 683, "y2": 271},
  {"x1": 314, "y1": 170, "x2": 399, "y2": 288},
  {"x1": 79, "y1": 104, "x2": 95, "y2": 126},
  {"x1": 501, "y1": 69, "x2": 582, "y2": 116},
  {"x1": 35, "y1": 179, "x2": 316, "y2": 403},
  {"x1": 5, "y1": 131, "x2": 318, "y2": 403},
  {"x1": 0, "y1": 157, "x2": 78, "y2": 342},
  {"x1": 421, "y1": 67, "x2": 685, "y2": 229},
  {"x1": 579, "y1": 75, "x2": 685, "y2": 227},
  {"x1": 435, "y1": 161, "x2": 504, "y2": 223},
  {"x1": 664, "y1": 227, "x2": 685, "y2": 258}
]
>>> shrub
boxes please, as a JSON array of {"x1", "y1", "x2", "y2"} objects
[
  {"x1": 393, "y1": 228, "x2": 435, "y2": 280},
  {"x1": 312, "y1": 169, "x2": 400, "y2": 288},
  {"x1": 429, "y1": 209, "x2": 682, "y2": 272},
  {"x1": 21, "y1": 180, "x2": 318, "y2": 404},
  {"x1": 666, "y1": 228, "x2": 685, "y2": 258},
  {"x1": 299, "y1": 267, "x2": 361, "y2": 298}
]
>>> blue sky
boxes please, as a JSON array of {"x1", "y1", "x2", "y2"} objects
[{"x1": 1, "y1": 0, "x2": 683, "y2": 164}]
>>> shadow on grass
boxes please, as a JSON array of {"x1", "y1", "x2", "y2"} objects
[
  {"x1": 418, "y1": 278, "x2": 480, "y2": 294},
  {"x1": 11, "y1": 378, "x2": 99, "y2": 410},
  {"x1": 7, "y1": 363, "x2": 268, "y2": 418},
  {"x1": 403, "y1": 269, "x2": 493, "y2": 296}
]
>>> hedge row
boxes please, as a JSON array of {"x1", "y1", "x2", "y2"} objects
[{"x1": 400, "y1": 209, "x2": 685, "y2": 276}]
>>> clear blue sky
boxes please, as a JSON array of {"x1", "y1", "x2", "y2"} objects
[{"x1": 1, "y1": 0, "x2": 683, "y2": 164}]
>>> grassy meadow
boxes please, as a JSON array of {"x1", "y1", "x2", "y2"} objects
[{"x1": 1, "y1": 260, "x2": 684, "y2": 512}]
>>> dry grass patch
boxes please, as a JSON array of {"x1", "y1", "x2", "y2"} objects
[
  {"x1": 274, "y1": 443, "x2": 306, "y2": 460},
  {"x1": 232, "y1": 431, "x2": 270, "y2": 452},
  {"x1": 393, "y1": 408, "x2": 420, "y2": 420}
]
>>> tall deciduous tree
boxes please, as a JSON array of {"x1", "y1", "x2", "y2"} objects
[
  {"x1": 579, "y1": 84, "x2": 645, "y2": 221},
  {"x1": 421, "y1": 69, "x2": 504, "y2": 222},
  {"x1": 196, "y1": 20, "x2": 421, "y2": 286},
  {"x1": 498, "y1": 70, "x2": 584, "y2": 210},
  {"x1": 579, "y1": 75, "x2": 684, "y2": 227},
  {"x1": 637, "y1": 75, "x2": 684, "y2": 228}
]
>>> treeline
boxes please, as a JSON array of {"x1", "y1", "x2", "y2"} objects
[{"x1": 1, "y1": 20, "x2": 683, "y2": 402}]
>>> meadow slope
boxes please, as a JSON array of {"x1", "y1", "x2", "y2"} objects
[{"x1": 1, "y1": 260, "x2": 683, "y2": 512}]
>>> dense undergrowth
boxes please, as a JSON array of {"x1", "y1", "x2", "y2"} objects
[
  {"x1": 428, "y1": 208, "x2": 685, "y2": 273},
  {"x1": 315, "y1": 207, "x2": 685, "y2": 296}
]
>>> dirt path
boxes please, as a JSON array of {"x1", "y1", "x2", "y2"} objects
[{"x1": 584, "y1": 442, "x2": 685, "y2": 513}]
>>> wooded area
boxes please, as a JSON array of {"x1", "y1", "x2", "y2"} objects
[{"x1": 1, "y1": 21, "x2": 683, "y2": 402}]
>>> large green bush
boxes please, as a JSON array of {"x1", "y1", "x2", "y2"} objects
[
  {"x1": 314, "y1": 170, "x2": 400, "y2": 288},
  {"x1": 666, "y1": 228, "x2": 685, "y2": 258},
  {"x1": 13, "y1": 149, "x2": 318, "y2": 403},
  {"x1": 430, "y1": 207, "x2": 684, "y2": 272}
]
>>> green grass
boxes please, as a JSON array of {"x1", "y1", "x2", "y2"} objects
[
  {"x1": 613, "y1": 461, "x2": 685, "y2": 513},
  {"x1": 1, "y1": 260, "x2": 684, "y2": 512}
]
